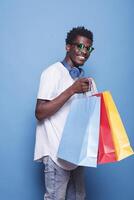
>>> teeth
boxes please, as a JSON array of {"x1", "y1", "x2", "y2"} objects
[{"x1": 78, "y1": 56, "x2": 85, "y2": 59}]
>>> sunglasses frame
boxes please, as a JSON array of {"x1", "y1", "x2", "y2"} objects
[{"x1": 72, "y1": 42, "x2": 94, "y2": 53}]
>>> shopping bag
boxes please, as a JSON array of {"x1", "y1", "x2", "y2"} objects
[
  {"x1": 96, "y1": 93, "x2": 116, "y2": 164},
  {"x1": 102, "y1": 91, "x2": 134, "y2": 161},
  {"x1": 57, "y1": 95, "x2": 101, "y2": 167}
]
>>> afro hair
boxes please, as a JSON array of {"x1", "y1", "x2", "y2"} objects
[{"x1": 66, "y1": 26, "x2": 93, "y2": 45}]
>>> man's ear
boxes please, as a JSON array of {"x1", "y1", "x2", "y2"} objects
[{"x1": 66, "y1": 44, "x2": 71, "y2": 52}]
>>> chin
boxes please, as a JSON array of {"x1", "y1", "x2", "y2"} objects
[
  {"x1": 75, "y1": 61, "x2": 85, "y2": 67},
  {"x1": 71, "y1": 57, "x2": 86, "y2": 67}
]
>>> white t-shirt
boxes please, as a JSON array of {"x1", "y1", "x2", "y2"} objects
[{"x1": 34, "y1": 62, "x2": 98, "y2": 170}]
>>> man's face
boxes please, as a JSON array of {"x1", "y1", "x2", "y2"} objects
[{"x1": 66, "y1": 35, "x2": 93, "y2": 67}]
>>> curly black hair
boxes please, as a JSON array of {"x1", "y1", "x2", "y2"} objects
[{"x1": 66, "y1": 26, "x2": 93, "y2": 45}]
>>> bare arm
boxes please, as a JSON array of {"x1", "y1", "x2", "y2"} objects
[{"x1": 35, "y1": 78, "x2": 91, "y2": 121}]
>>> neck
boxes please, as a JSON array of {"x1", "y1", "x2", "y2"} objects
[{"x1": 64, "y1": 55, "x2": 78, "y2": 68}]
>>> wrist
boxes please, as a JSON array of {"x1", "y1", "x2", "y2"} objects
[{"x1": 68, "y1": 85, "x2": 75, "y2": 96}]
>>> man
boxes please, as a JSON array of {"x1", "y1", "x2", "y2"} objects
[{"x1": 34, "y1": 26, "x2": 97, "y2": 199}]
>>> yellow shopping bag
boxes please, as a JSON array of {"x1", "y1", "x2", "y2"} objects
[{"x1": 102, "y1": 91, "x2": 133, "y2": 161}]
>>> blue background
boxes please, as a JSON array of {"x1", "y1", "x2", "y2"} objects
[{"x1": 0, "y1": 0, "x2": 134, "y2": 199}]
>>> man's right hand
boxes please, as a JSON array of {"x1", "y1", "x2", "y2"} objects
[{"x1": 70, "y1": 78, "x2": 92, "y2": 94}]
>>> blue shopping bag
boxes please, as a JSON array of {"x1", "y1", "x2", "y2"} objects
[{"x1": 57, "y1": 95, "x2": 101, "y2": 167}]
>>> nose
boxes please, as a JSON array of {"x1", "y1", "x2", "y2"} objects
[{"x1": 81, "y1": 47, "x2": 88, "y2": 56}]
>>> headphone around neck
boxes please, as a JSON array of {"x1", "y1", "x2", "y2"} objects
[{"x1": 61, "y1": 61, "x2": 84, "y2": 79}]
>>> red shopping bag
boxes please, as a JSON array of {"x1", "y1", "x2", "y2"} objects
[
  {"x1": 96, "y1": 93, "x2": 116, "y2": 164},
  {"x1": 102, "y1": 91, "x2": 133, "y2": 161}
]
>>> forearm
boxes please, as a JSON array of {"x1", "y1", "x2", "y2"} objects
[
  {"x1": 35, "y1": 77, "x2": 90, "y2": 121},
  {"x1": 35, "y1": 85, "x2": 75, "y2": 121}
]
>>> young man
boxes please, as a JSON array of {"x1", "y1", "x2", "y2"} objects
[{"x1": 34, "y1": 26, "x2": 97, "y2": 200}]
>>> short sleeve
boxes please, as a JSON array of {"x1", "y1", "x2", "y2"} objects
[{"x1": 37, "y1": 67, "x2": 60, "y2": 100}]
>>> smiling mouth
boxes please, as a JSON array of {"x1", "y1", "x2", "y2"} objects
[{"x1": 78, "y1": 56, "x2": 86, "y2": 61}]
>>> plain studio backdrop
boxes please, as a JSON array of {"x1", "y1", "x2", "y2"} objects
[{"x1": 0, "y1": 0, "x2": 134, "y2": 200}]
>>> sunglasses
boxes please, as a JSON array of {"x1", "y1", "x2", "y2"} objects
[{"x1": 72, "y1": 43, "x2": 94, "y2": 53}]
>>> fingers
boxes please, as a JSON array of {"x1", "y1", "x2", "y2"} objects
[
  {"x1": 80, "y1": 78, "x2": 90, "y2": 84},
  {"x1": 82, "y1": 86, "x2": 89, "y2": 92},
  {"x1": 81, "y1": 82, "x2": 88, "y2": 87},
  {"x1": 80, "y1": 78, "x2": 92, "y2": 92},
  {"x1": 72, "y1": 77, "x2": 92, "y2": 93},
  {"x1": 80, "y1": 78, "x2": 92, "y2": 86}
]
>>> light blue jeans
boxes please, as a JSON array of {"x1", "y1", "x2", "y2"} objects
[{"x1": 43, "y1": 156, "x2": 86, "y2": 200}]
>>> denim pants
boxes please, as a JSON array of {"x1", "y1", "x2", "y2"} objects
[{"x1": 43, "y1": 156, "x2": 86, "y2": 200}]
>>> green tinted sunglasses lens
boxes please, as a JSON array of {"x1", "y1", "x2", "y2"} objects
[
  {"x1": 77, "y1": 43, "x2": 84, "y2": 50},
  {"x1": 88, "y1": 46, "x2": 94, "y2": 53},
  {"x1": 75, "y1": 43, "x2": 94, "y2": 53}
]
